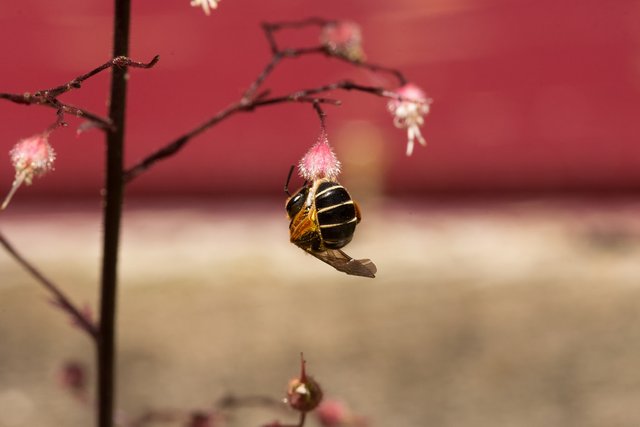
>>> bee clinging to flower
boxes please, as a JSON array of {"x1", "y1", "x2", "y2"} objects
[{"x1": 285, "y1": 129, "x2": 376, "y2": 278}]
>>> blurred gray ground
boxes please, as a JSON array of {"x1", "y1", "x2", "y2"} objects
[{"x1": 2, "y1": 198, "x2": 640, "y2": 427}]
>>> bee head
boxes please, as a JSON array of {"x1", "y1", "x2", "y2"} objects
[{"x1": 286, "y1": 186, "x2": 309, "y2": 219}]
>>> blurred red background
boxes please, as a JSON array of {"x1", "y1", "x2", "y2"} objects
[{"x1": 1, "y1": 0, "x2": 639, "y2": 199}]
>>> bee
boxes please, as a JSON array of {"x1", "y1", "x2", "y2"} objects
[{"x1": 285, "y1": 167, "x2": 377, "y2": 278}]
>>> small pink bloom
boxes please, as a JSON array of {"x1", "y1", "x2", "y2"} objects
[
  {"x1": 321, "y1": 21, "x2": 365, "y2": 62},
  {"x1": 2, "y1": 133, "x2": 56, "y2": 209},
  {"x1": 388, "y1": 83, "x2": 432, "y2": 156},
  {"x1": 58, "y1": 361, "x2": 87, "y2": 395},
  {"x1": 316, "y1": 400, "x2": 347, "y2": 426},
  {"x1": 315, "y1": 399, "x2": 368, "y2": 427},
  {"x1": 298, "y1": 132, "x2": 341, "y2": 181}
]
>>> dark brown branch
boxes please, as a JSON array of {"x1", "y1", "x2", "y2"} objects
[
  {"x1": 124, "y1": 18, "x2": 411, "y2": 182},
  {"x1": 330, "y1": 54, "x2": 408, "y2": 86},
  {"x1": 124, "y1": 79, "x2": 410, "y2": 183},
  {"x1": 261, "y1": 17, "x2": 334, "y2": 52},
  {"x1": 0, "y1": 231, "x2": 98, "y2": 340},
  {"x1": 123, "y1": 104, "x2": 241, "y2": 183},
  {"x1": 0, "y1": 92, "x2": 114, "y2": 130},
  {"x1": 46, "y1": 55, "x2": 159, "y2": 98},
  {"x1": 311, "y1": 101, "x2": 327, "y2": 129},
  {"x1": 242, "y1": 53, "x2": 284, "y2": 102},
  {"x1": 261, "y1": 17, "x2": 406, "y2": 85},
  {"x1": 97, "y1": 5, "x2": 137, "y2": 427},
  {"x1": 0, "y1": 55, "x2": 159, "y2": 131}
]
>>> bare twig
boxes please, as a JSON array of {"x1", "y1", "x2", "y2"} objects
[
  {"x1": 0, "y1": 231, "x2": 98, "y2": 340},
  {"x1": 311, "y1": 101, "x2": 327, "y2": 130},
  {"x1": 46, "y1": 55, "x2": 159, "y2": 98},
  {"x1": 0, "y1": 55, "x2": 159, "y2": 131},
  {"x1": 124, "y1": 18, "x2": 411, "y2": 182},
  {"x1": 123, "y1": 78, "x2": 409, "y2": 182},
  {"x1": 262, "y1": 17, "x2": 334, "y2": 52},
  {"x1": 262, "y1": 17, "x2": 406, "y2": 85}
]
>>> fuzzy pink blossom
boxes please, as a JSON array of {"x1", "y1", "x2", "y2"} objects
[
  {"x1": 388, "y1": 83, "x2": 432, "y2": 156},
  {"x1": 2, "y1": 133, "x2": 56, "y2": 209},
  {"x1": 321, "y1": 21, "x2": 365, "y2": 62},
  {"x1": 298, "y1": 132, "x2": 341, "y2": 181}
]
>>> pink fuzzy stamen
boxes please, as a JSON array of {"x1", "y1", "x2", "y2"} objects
[{"x1": 298, "y1": 132, "x2": 341, "y2": 181}]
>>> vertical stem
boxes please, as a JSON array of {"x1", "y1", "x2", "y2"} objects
[{"x1": 98, "y1": 1, "x2": 130, "y2": 427}]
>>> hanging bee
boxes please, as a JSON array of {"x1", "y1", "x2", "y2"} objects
[{"x1": 285, "y1": 167, "x2": 377, "y2": 278}]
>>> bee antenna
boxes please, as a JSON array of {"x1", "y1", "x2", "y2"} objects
[{"x1": 284, "y1": 165, "x2": 295, "y2": 196}]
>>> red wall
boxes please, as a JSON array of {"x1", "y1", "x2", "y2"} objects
[{"x1": 1, "y1": 0, "x2": 639, "y2": 198}]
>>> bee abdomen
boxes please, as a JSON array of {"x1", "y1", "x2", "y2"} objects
[
  {"x1": 315, "y1": 182, "x2": 358, "y2": 249},
  {"x1": 320, "y1": 218, "x2": 357, "y2": 249}
]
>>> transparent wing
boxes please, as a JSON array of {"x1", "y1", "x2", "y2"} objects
[{"x1": 305, "y1": 247, "x2": 377, "y2": 278}]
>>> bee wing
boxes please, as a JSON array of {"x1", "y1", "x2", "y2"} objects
[{"x1": 305, "y1": 248, "x2": 377, "y2": 278}]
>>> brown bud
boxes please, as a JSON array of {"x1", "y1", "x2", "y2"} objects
[{"x1": 286, "y1": 354, "x2": 323, "y2": 412}]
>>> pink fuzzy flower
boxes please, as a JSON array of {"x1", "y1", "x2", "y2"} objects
[
  {"x1": 2, "y1": 133, "x2": 56, "y2": 209},
  {"x1": 321, "y1": 21, "x2": 365, "y2": 62},
  {"x1": 388, "y1": 83, "x2": 432, "y2": 156},
  {"x1": 298, "y1": 132, "x2": 341, "y2": 181}
]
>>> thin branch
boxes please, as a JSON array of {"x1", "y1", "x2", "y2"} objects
[
  {"x1": 122, "y1": 18, "x2": 412, "y2": 182},
  {"x1": 123, "y1": 104, "x2": 241, "y2": 183},
  {"x1": 311, "y1": 101, "x2": 327, "y2": 130},
  {"x1": 123, "y1": 79, "x2": 414, "y2": 183},
  {"x1": 261, "y1": 17, "x2": 333, "y2": 52},
  {"x1": 0, "y1": 55, "x2": 159, "y2": 131},
  {"x1": 242, "y1": 53, "x2": 284, "y2": 103},
  {"x1": 330, "y1": 53, "x2": 408, "y2": 86},
  {"x1": 0, "y1": 92, "x2": 114, "y2": 131},
  {"x1": 46, "y1": 55, "x2": 159, "y2": 98},
  {"x1": 0, "y1": 231, "x2": 98, "y2": 340},
  {"x1": 261, "y1": 17, "x2": 407, "y2": 85}
]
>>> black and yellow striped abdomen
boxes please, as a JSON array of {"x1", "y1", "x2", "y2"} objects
[{"x1": 315, "y1": 181, "x2": 358, "y2": 249}]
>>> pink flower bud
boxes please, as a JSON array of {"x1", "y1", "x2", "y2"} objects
[
  {"x1": 321, "y1": 21, "x2": 365, "y2": 62},
  {"x1": 298, "y1": 132, "x2": 341, "y2": 181},
  {"x1": 2, "y1": 133, "x2": 56, "y2": 209},
  {"x1": 286, "y1": 355, "x2": 323, "y2": 413},
  {"x1": 387, "y1": 83, "x2": 432, "y2": 156}
]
